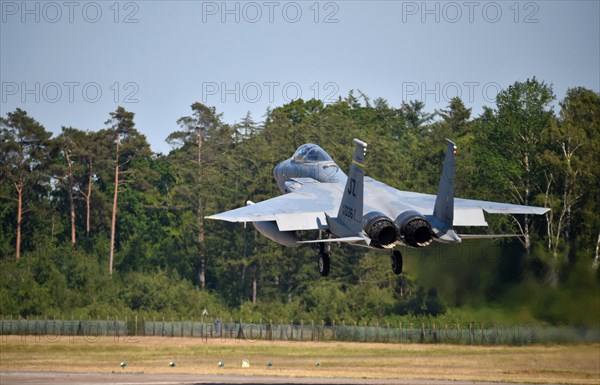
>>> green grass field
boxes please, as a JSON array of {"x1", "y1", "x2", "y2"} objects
[{"x1": 1, "y1": 336, "x2": 598, "y2": 384}]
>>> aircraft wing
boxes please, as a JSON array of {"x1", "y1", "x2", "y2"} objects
[
  {"x1": 366, "y1": 178, "x2": 549, "y2": 227},
  {"x1": 211, "y1": 176, "x2": 549, "y2": 231},
  {"x1": 207, "y1": 178, "x2": 342, "y2": 231}
]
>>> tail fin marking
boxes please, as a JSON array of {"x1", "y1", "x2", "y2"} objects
[{"x1": 328, "y1": 139, "x2": 367, "y2": 238}]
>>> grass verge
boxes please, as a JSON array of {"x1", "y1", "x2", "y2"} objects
[{"x1": 1, "y1": 336, "x2": 599, "y2": 384}]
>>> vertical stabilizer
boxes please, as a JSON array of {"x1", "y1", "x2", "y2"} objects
[
  {"x1": 433, "y1": 139, "x2": 456, "y2": 229},
  {"x1": 329, "y1": 139, "x2": 367, "y2": 237}
]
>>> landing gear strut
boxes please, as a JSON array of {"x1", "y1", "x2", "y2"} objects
[
  {"x1": 316, "y1": 242, "x2": 330, "y2": 277},
  {"x1": 391, "y1": 250, "x2": 403, "y2": 275}
]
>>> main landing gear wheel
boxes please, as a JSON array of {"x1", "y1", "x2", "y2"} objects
[
  {"x1": 316, "y1": 243, "x2": 330, "y2": 277},
  {"x1": 391, "y1": 250, "x2": 403, "y2": 275}
]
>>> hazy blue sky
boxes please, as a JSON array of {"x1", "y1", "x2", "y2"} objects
[{"x1": 2, "y1": 1, "x2": 599, "y2": 154}]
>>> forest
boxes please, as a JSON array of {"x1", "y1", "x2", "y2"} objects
[{"x1": 1, "y1": 78, "x2": 599, "y2": 328}]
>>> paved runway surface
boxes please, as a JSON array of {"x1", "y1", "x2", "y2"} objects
[{"x1": 0, "y1": 371, "x2": 554, "y2": 385}]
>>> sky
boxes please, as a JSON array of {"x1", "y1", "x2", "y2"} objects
[{"x1": 1, "y1": 0, "x2": 599, "y2": 154}]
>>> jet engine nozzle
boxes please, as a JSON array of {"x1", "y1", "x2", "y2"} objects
[
  {"x1": 362, "y1": 212, "x2": 398, "y2": 249},
  {"x1": 395, "y1": 211, "x2": 433, "y2": 248}
]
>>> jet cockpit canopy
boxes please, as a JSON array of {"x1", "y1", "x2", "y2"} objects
[{"x1": 292, "y1": 144, "x2": 333, "y2": 163}]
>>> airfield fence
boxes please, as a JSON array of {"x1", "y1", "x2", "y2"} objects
[{"x1": 1, "y1": 316, "x2": 599, "y2": 345}]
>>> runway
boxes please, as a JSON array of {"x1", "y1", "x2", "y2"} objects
[{"x1": 0, "y1": 371, "x2": 557, "y2": 385}]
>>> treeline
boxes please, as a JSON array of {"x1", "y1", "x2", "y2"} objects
[{"x1": 1, "y1": 78, "x2": 599, "y2": 327}]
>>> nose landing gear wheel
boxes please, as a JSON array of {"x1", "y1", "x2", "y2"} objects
[{"x1": 391, "y1": 250, "x2": 403, "y2": 275}]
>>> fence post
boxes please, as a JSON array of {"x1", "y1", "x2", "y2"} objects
[
  {"x1": 387, "y1": 322, "x2": 390, "y2": 342},
  {"x1": 399, "y1": 322, "x2": 402, "y2": 342},
  {"x1": 480, "y1": 323, "x2": 485, "y2": 345},
  {"x1": 277, "y1": 320, "x2": 281, "y2": 340},
  {"x1": 467, "y1": 323, "x2": 471, "y2": 344},
  {"x1": 445, "y1": 323, "x2": 449, "y2": 343},
  {"x1": 332, "y1": 320, "x2": 336, "y2": 341}
]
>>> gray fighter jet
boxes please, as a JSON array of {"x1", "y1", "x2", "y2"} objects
[{"x1": 208, "y1": 139, "x2": 549, "y2": 276}]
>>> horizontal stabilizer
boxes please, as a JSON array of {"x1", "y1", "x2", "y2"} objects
[
  {"x1": 459, "y1": 234, "x2": 524, "y2": 239},
  {"x1": 482, "y1": 206, "x2": 549, "y2": 215}
]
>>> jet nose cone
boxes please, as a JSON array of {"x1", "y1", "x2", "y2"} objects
[
  {"x1": 273, "y1": 160, "x2": 290, "y2": 194},
  {"x1": 273, "y1": 161, "x2": 283, "y2": 180}
]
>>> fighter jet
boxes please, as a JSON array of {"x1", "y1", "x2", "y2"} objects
[{"x1": 208, "y1": 139, "x2": 549, "y2": 276}]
